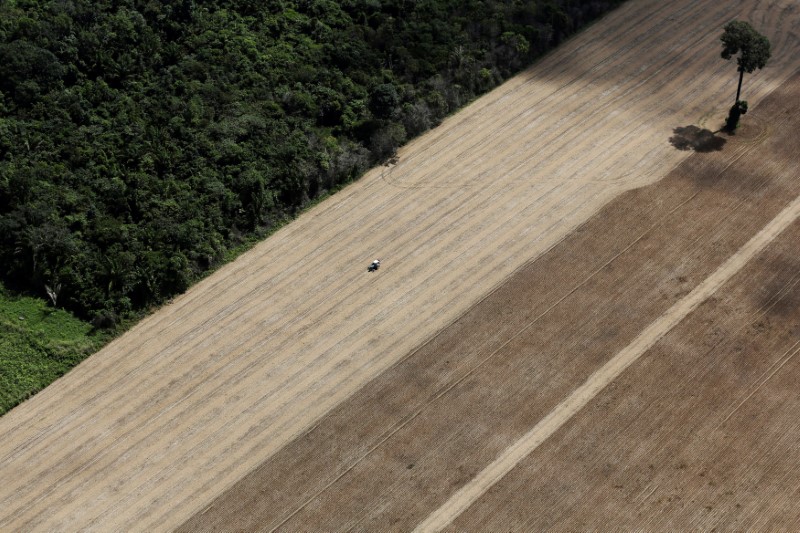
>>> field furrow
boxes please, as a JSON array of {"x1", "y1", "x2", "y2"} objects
[{"x1": 1, "y1": 0, "x2": 799, "y2": 530}]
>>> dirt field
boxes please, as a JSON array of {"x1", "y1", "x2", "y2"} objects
[
  {"x1": 179, "y1": 73, "x2": 800, "y2": 532},
  {"x1": 1, "y1": 1, "x2": 799, "y2": 531},
  {"x1": 445, "y1": 211, "x2": 800, "y2": 532}
]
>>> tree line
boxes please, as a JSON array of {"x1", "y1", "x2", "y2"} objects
[{"x1": 0, "y1": 0, "x2": 626, "y2": 327}]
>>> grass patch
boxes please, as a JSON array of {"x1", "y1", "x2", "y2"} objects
[
  {"x1": 0, "y1": 180, "x2": 351, "y2": 417},
  {"x1": 0, "y1": 284, "x2": 112, "y2": 415}
]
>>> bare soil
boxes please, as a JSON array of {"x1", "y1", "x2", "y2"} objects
[
  {"x1": 179, "y1": 73, "x2": 800, "y2": 531},
  {"x1": 1, "y1": 1, "x2": 799, "y2": 531},
  {"x1": 447, "y1": 206, "x2": 800, "y2": 532}
]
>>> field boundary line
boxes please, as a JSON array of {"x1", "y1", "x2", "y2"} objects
[{"x1": 413, "y1": 192, "x2": 800, "y2": 533}]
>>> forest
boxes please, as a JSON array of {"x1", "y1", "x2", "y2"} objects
[{"x1": 0, "y1": 0, "x2": 626, "y2": 327}]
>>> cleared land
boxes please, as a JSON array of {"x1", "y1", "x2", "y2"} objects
[
  {"x1": 447, "y1": 207, "x2": 800, "y2": 532},
  {"x1": 2, "y1": 0, "x2": 800, "y2": 531},
  {"x1": 180, "y1": 73, "x2": 800, "y2": 532}
]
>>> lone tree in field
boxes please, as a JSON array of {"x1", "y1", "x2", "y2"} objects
[{"x1": 720, "y1": 20, "x2": 771, "y2": 130}]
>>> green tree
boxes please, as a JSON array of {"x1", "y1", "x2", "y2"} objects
[
  {"x1": 368, "y1": 83, "x2": 400, "y2": 119},
  {"x1": 0, "y1": 0, "x2": 629, "y2": 324},
  {"x1": 720, "y1": 20, "x2": 770, "y2": 130}
]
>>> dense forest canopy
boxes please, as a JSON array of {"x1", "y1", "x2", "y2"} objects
[{"x1": 0, "y1": 0, "x2": 625, "y2": 326}]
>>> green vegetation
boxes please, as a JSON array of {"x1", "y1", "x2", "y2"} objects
[
  {"x1": 0, "y1": 0, "x2": 626, "y2": 410},
  {"x1": 1, "y1": 0, "x2": 626, "y2": 327},
  {"x1": 0, "y1": 284, "x2": 112, "y2": 414},
  {"x1": 720, "y1": 20, "x2": 771, "y2": 131}
]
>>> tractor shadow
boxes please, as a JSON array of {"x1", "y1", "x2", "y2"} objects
[{"x1": 669, "y1": 125, "x2": 727, "y2": 152}]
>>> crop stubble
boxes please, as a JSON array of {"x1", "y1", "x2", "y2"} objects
[
  {"x1": 1, "y1": 0, "x2": 799, "y2": 530},
  {"x1": 180, "y1": 71, "x2": 800, "y2": 531}
]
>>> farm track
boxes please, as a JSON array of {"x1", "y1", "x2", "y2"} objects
[
  {"x1": 180, "y1": 72, "x2": 800, "y2": 532},
  {"x1": 1, "y1": 0, "x2": 799, "y2": 530}
]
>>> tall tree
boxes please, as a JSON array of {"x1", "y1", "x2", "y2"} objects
[
  {"x1": 0, "y1": 0, "x2": 629, "y2": 323},
  {"x1": 720, "y1": 20, "x2": 770, "y2": 129}
]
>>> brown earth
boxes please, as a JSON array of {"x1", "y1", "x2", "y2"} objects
[
  {"x1": 1, "y1": 1, "x2": 799, "y2": 531},
  {"x1": 448, "y1": 208, "x2": 800, "y2": 532},
  {"x1": 180, "y1": 73, "x2": 800, "y2": 531}
]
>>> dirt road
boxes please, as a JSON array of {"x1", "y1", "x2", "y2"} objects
[{"x1": 1, "y1": 1, "x2": 799, "y2": 530}]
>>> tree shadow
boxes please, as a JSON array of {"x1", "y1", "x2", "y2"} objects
[{"x1": 669, "y1": 125, "x2": 727, "y2": 152}]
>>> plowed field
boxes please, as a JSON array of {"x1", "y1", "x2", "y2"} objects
[
  {"x1": 180, "y1": 72, "x2": 800, "y2": 532},
  {"x1": 1, "y1": 0, "x2": 799, "y2": 531}
]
